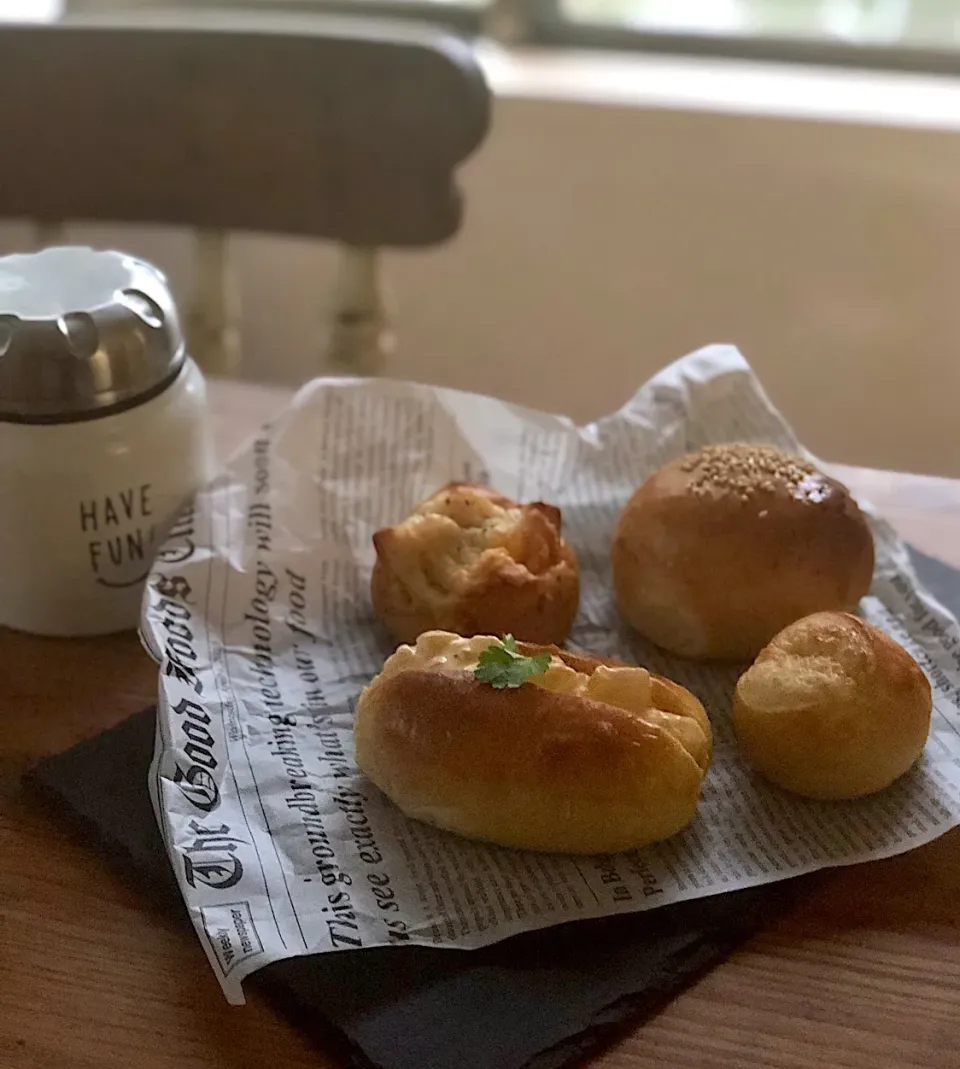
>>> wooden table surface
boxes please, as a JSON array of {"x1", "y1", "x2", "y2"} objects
[{"x1": 2, "y1": 378, "x2": 959, "y2": 1069}]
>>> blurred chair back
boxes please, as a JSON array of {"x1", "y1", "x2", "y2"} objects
[{"x1": 0, "y1": 11, "x2": 491, "y2": 375}]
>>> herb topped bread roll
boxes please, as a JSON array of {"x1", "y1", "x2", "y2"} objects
[
  {"x1": 354, "y1": 631, "x2": 712, "y2": 854},
  {"x1": 733, "y1": 611, "x2": 932, "y2": 800},
  {"x1": 612, "y1": 444, "x2": 875, "y2": 661},
  {"x1": 370, "y1": 482, "x2": 579, "y2": 646}
]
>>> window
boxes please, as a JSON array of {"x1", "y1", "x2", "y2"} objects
[
  {"x1": 552, "y1": 1, "x2": 960, "y2": 72},
  {"x1": 562, "y1": 0, "x2": 960, "y2": 46},
  {"x1": 267, "y1": 0, "x2": 960, "y2": 72},
  {"x1": 11, "y1": 0, "x2": 960, "y2": 73},
  {"x1": 0, "y1": 0, "x2": 61, "y2": 20}
]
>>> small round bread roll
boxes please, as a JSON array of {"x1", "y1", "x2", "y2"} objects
[
  {"x1": 355, "y1": 631, "x2": 712, "y2": 854},
  {"x1": 612, "y1": 444, "x2": 875, "y2": 660},
  {"x1": 371, "y1": 482, "x2": 579, "y2": 646},
  {"x1": 733, "y1": 611, "x2": 932, "y2": 800}
]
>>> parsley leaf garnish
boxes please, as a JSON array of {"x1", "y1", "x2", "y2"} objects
[{"x1": 473, "y1": 635, "x2": 551, "y2": 690}]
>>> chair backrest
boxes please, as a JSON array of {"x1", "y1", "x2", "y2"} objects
[{"x1": 0, "y1": 10, "x2": 491, "y2": 374}]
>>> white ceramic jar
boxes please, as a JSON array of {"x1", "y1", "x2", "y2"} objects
[{"x1": 0, "y1": 246, "x2": 215, "y2": 636}]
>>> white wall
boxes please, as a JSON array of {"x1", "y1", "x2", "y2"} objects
[{"x1": 4, "y1": 57, "x2": 960, "y2": 476}]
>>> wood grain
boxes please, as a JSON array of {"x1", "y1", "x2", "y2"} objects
[
  {"x1": 0, "y1": 12, "x2": 490, "y2": 246},
  {"x1": 3, "y1": 378, "x2": 960, "y2": 1069}
]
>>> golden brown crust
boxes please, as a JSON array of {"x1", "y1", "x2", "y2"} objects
[
  {"x1": 612, "y1": 444, "x2": 875, "y2": 661},
  {"x1": 732, "y1": 611, "x2": 932, "y2": 800},
  {"x1": 514, "y1": 639, "x2": 713, "y2": 767},
  {"x1": 371, "y1": 481, "x2": 579, "y2": 646},
  {"x1": 354, "y1": 636, "x2": 712, "y2": 854}
]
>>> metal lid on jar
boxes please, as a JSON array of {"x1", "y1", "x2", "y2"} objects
[{"x1": 0, "y1": 246, "x2": 185, "y2": 423}]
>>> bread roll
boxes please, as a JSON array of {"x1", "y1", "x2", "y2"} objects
[
  {"x1": 733, "y1": 611, "x2": 932, "y2": 800},
  {"x1": 371, "y1": 482, "x2": 579, "y2": 646},
  {"x1": 612, "y1": 444, "x2": 875, "y2": 661},
  {"x1": 354, "y1": 631, "x2": 712, "y2": 854}
]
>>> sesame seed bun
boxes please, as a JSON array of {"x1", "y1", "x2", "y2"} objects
[{"x1": 611, "y1": 444, "x2": 875, "y2": 661}]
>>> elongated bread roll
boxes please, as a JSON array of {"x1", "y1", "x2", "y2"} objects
[{"x1": 354, "y1": 631, "x2": 712, "y2": 854}]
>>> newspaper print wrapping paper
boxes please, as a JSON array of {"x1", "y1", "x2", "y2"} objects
[{"x1": 140, "y1": 345, "x2": 960, "y2": 1004}]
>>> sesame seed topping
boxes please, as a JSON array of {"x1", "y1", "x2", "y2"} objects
[{"x1": 682, "y1": 443, "x2": 818, "y2": 501}]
